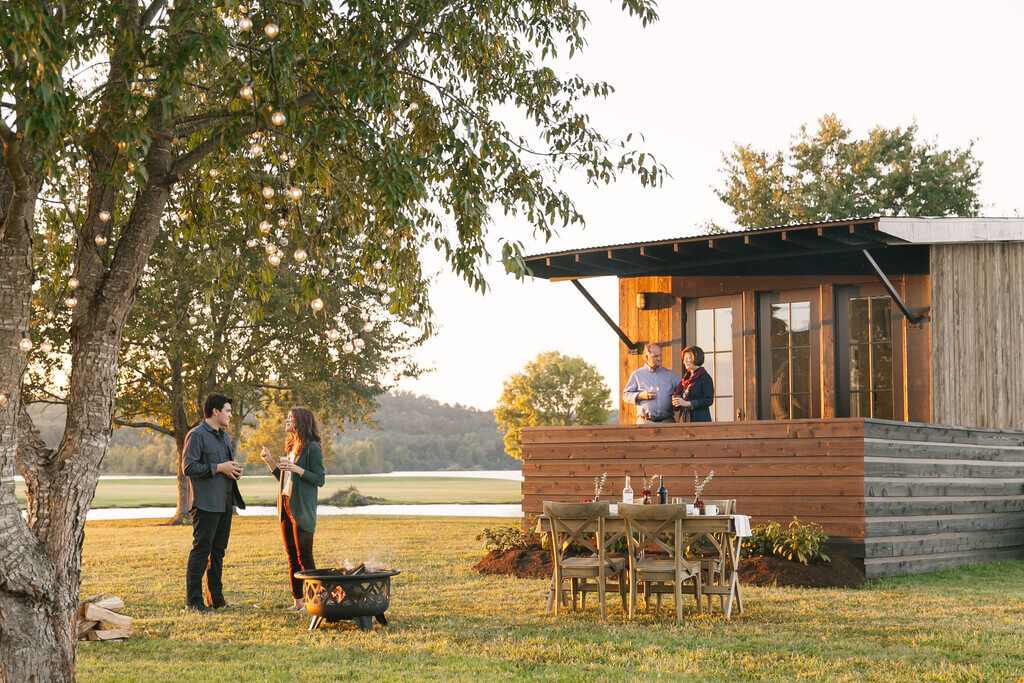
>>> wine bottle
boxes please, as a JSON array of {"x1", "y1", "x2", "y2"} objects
[
  {"x1": 657, "y1": 476, "x2": 668, "y2": 505},
  {"x1": 622, "y1": 476, "x2": 633, "y2": 504}
]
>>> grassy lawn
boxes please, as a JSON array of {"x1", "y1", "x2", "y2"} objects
[
  {"x1": 77, "y1": 517, "x2": 1024, "y2": 681},
  {"x1": 15, "y1": 475, "x2": 522, "y2": 508}
]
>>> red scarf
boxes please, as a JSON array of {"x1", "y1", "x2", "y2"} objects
[{"x1": 674, "y1": 367, "x2": 707, "y2": 399}]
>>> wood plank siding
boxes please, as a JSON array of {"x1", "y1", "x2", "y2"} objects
[
  {"x1": 522, "y1": 418, "x2": 1024, "y2": 578},
  {"x1": 521, "y1": 419, "x2": 868, "y2": 542},
  {"x1": 863, "y1": 420, "x2": 1024, "y2": 578},
  {"x1": 931, "y1": 243, "x2": 1024, "y2": 430}
]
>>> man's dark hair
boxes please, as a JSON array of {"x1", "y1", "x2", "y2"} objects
[{"x1": 204, "y1": 393, "x2": 232, "y2": 418}]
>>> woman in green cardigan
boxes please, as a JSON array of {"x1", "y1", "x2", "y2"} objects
[{"x1": 260, "y1": 407, "x2": 326, "y2": 611}]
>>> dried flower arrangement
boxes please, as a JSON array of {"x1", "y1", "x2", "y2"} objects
[
  {"x1": 693, "y1": 469, "x2": 714, "y2": 503},
  {"x1": 592, "y1": 472, "x2": 608, "y2": 501}
]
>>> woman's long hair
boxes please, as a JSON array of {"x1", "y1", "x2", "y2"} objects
[{"x1": 285, "y1": 406, "x2": 322, "y2": 455}]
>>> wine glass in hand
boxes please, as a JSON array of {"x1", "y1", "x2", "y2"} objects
[{"x1": 260, "y1": 446, "x2": 275, "y2": 470}]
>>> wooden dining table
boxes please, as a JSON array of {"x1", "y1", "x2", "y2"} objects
[{"x1": 535, "y1": 512, "x2": 747, "y2": 618}]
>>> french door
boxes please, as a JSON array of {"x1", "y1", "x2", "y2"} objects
[
  {"x1": 758, "y1": 290, "x2": 820, "y2": 420},
  {"x1": 685, "y1": 295, "x2": 740, "y2": 422}
]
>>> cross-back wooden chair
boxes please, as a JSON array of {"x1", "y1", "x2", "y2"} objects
[
  {"x1": 543, "y1": 501, "x2": 627, "y2": 618},
  {"x1": 619, "y1": 503, "x2": 702, "y2": 621},
  {"x1": 693, "y1": 498, "x2": 736, "y2": 613}
]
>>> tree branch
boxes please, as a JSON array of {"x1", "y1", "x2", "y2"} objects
[
  {"x1": 140, "y1": 0, "x2": 168, "y2": 28},
  {"x1": 112, "y1": 417, "x2": 173, "y2": 436}
]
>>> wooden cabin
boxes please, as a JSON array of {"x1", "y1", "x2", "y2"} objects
[{"x1": 520, "y1": 217, "x2": 1024, "y2": 577}]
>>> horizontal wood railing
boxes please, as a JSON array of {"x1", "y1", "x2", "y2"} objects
[
  {"x1": 522, "y1": 418, "x2": 1024, "y2": 578},
  {"x1": 521, "y1": 418, "x2": 868, "y2": 542}
]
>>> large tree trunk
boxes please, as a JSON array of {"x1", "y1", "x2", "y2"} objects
[
  {"x1": 0, "y1": 125, "x2": 174, "y2": 678},
  {"x1": 0, "y1": 145, "x2": 74, "y2": 679}
]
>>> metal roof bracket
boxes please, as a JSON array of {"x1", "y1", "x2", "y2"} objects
[
  {"x1": 570, "y1": 280, "x2": 644, "y2": 354},
  {"x1": 862, "y1": 249, "x2": 926, "y2": 324}
]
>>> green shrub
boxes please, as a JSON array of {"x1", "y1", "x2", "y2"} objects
[
  {"x1": 742, "y1": 517, "x2": 830, "y2": 565},
  {"x1": 477, "y1": 520, "x2": 538, "y2": 553}
]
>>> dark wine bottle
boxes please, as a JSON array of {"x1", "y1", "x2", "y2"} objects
[{"x1": 657, "y1": 476, "x2": 668, "y2": 505}]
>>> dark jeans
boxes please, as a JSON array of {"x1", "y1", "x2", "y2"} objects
[
  {"x1": 281, "y1": 497, "x2": 315, "y2": 599},
  {"x1": 186, "y1": 507, "x2": 233, "y2": 607}
]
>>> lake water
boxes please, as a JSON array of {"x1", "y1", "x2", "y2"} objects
[
  {"x1": 13, "y1": 469, "x2": 524, "y2": 483},
  {"x1": 87, "y1": 503, "x2": 522, "y2": 520}
]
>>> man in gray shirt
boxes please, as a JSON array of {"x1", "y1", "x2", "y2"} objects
[
  {"x1": 182, "y1": 393, "x2": 246, "y2": 611},
  {"x1": 623, "y1": 343, "x2": 681, "y2": 424}
]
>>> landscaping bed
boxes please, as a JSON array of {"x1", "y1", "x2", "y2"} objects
[{"x1": 474, "y1": 545, "x2": 865, "y2": 588}]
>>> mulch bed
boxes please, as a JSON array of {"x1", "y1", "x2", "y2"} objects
[{"x1": 474, "y1": 546, "x2": 865, "y2": 588}]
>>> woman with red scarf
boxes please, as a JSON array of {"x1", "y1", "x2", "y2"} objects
[{"x1": 672, "y1": 345, "x2": 715, "y2": 422}]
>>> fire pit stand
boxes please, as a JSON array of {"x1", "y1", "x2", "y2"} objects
[{"x1": 294, "y1": 567, "x2": 400, "y2": 632}]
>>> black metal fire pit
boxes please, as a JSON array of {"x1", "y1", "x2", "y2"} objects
[{"x1": 294, "y1": 567, "x2": 400, "y2": 631}]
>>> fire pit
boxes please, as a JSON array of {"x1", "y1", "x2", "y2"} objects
[{"x1": 294, "y1": 566, "x2": 400, "y2": 632}]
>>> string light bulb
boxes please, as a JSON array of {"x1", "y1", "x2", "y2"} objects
[
  {"x1": 327, "y1": 328, "x2": 341, "y2": 341},
  {"x1": 246, "y1": 239, "x2": 258, "y2": 247},
  {"x1": 262, "y1": 186, "x2": 274, "y2": 199},
  {"x1": 310, "y1": 298, "x2": 324, "y2": 311},
  {"x1": 68, "y1": 277, "x2": 79, "y2": 289},
  {"x1": 268, "y1": 253, "x2": 281, "y2": 266},
  {"x1": 0, "y1": 394, "x2": 7, "y2": 406},
  {"x1": 39, "y1": 341, "x2": 52, "y2": 353},
  {"x1": 381, "y1": 294, "x2": 391, "y2": 305},
  {"x1": 288, "y1": 186, "x2": 302, "y2": 200},
  {"x1": 271, "y1": 111, "x2": 286, "y2": 126},
  {"x1": 240, "y1": 85, "x2": 254, "y2": 100},
  {"x1": 188, "y1": 315, "x2": 198, "y2": 325},
  {"x1": 277, "y1": 218, "x2": 288, "y2": 228},
  {"x1": 265, "y1": 243, "x2": 277, "y2": 254},
  {"x1": 209, "y1": 168, "x2": 219, "y2": 178},
  {"x1": 19, "y1": 335, "x2": 32, "y2": 351},
  {"x1": 264, "y1": 23, "x2": 279, "y2": 38},
  {"x1": 98, "y1": 211, "x2": 111, "y2": 222},
  {"x1": 343, "y1": 341, "x2": 354, "y2": 353},
  {"x1": 339, "y1": 305, "x2": 349, "y2": 314},
  {"x1": 250, "y1": 142, "x2": 263, "y2": 156},
  {"x1": 321, "y1": 268, "x2": 330, "y2": 277},
  {"x1": 373, "y1": 260, "x2": 383, "y2": 270},
  {"x1": 279, "y1": 236, "x2": 289, "y2": 246},
  {"x1": 385, "y1": 228, "x2": 394, "y2": 236},
  {"x1": 239, "y1": 16, "x2": 252, "y2": 30},
  {"x1": 294, "y1": 248, "x2": 307, "y2": 262},
  {"x1": 64, "y1": 296, "x2": 78, "y2": 308},
  {"x1": 363, "y1": 321, "x2": 374, "y2": 332},
  {"x1": 94, "y1": 234, "x2": 107, "y2": 246},
  {"x1": 259, "y1": 220, "x2": 272, "y2": 233},
  {"x1": 279, "y1": 152, "x2": 289, "y2": 162},
  {"x1": 354, "y1": 338, "x2": 366, "y2": 350}
]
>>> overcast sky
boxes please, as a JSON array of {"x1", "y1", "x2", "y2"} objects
[{"x1": 395, "y1": 0, "x2": 1024, "y2": 410}]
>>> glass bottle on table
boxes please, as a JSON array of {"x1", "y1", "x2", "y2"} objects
[
  {"x1": 657, "y1": 476, "x2": 668, "y2": 505},
  {"x1": 622, "y1": 476, "x2": 633, "y2": 505}
]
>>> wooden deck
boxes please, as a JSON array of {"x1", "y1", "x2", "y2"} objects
[{"x1": 521, "y1": 418, "x2": 1024, "y2": 578}]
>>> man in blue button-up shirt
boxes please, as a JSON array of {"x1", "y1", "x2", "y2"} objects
[
  {"x1": 623, "y1": 343, "x2": 681, "y2": 424},
  {"x1": 182, "y1": 393, "x2": 246, "y2": 611}
]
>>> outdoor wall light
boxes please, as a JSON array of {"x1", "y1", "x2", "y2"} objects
[{"x1": 636, "y1": 292, "x2": 678, "y2": 311}]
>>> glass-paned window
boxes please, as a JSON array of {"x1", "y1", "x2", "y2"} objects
[
  {"x1": 693, "y1": 307, "x2": 733, "y2": 421},
  {"x1": 848, "y1": 296, "x2": 893, "y2": 419},
  {"x1": 768, "y1": 301, "x2": 811, "y2": 419}
]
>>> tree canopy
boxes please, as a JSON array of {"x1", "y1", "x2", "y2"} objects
[
  {"x1": 715, "y1": 114, "x2": 982, "y2": 228},
  {"x1": 1, "y1": 1, "x2": 663, "y2": 677},
  {"x1": 494, "y1": 351, "x2": 610, "y2": 460}
]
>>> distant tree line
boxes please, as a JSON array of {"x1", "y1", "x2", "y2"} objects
[{"x1": 29, "y1": 392, "x2": 517, "y2": 475}]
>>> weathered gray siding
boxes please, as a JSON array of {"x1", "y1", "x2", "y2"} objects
[
  {"x1": 863, "y1": 420, "x2": 1024, "y2": 578},
  {"x1": 931, "y1": 243, "x2": 1024, "y2": 430}
]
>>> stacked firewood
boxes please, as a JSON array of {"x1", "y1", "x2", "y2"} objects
[{"x1": 77, "y1": 594, "x2": 132, "y2": 641}]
